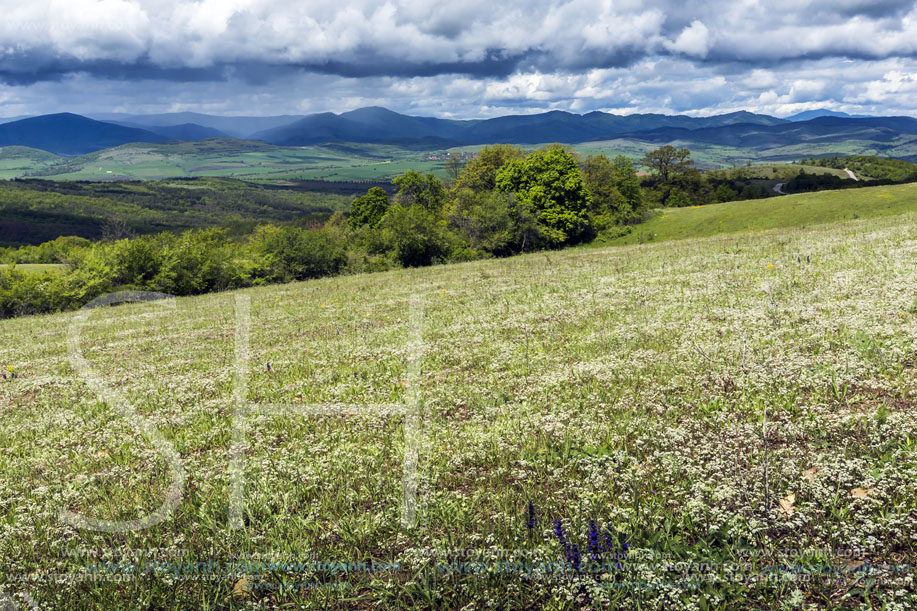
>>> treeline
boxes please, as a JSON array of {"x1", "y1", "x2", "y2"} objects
[
  {"x1": 641, "y1": 149, "x2": 917, "y2": 205},
  {"x1": 638, "y1": 146, "x2": 773, "y2": 207},
  {"x1": 1, "y1": 144, "x2": 645, "y2": 318},
  {"x1": 797, "y1": 155, "x2": 917, "y2": 182},
  {"x1": 0, "y1": 227, "x2": 348, "y2": 317}
]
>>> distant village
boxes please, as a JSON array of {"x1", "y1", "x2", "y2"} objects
[{"x1": 425, "y1": 151, "x2": 477, "y2": 162}]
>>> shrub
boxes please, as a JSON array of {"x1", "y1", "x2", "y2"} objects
[
  {"x1": 253, "y1": 225, "x2": 348, "y2": 282},
  {"x1": 375, "y1": 204, "x2": 453, "y2": 267}
]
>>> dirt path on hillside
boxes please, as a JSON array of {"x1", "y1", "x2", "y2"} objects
[{"x1": 844, "y1": 168, "x2": 858, "y2": 181}]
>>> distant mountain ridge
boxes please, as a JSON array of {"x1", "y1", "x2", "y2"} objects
[
  {"x1": 1, "y1": 108, "x2": 916, "y2": 156},
  {"x1": 89, "y1": 112, "x2": 306, "y2": 139},
  {"x1": 250, "y1": 106, "x2": 790, "y2": 146},
  {"x1": 615, "y1": 116, "x2": 917, "y2": 148},
  {"x1": 785, "y1": 109, "x2": 874, "y2": 121},
  {"x1": 108, "y1": 122, "x2": 231, "y2": 141},
  {"x1": 0, "y1": 114, "x2": 167, "y2": 155}
]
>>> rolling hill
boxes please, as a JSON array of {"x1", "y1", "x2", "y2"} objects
[
  {"x1": 618, "y1": 116, "x2": 917, "y2": 147},
  {"x1": 0, "y1": 113, "x2": 167, "y2": 155},
  {"x1": 1, "y1": 109, "x2": 916, "y2": 177},
  {"x1": 90, "y1": 111, "x2": 307, "y2": 139},
  {"x1": 109, "y1": 122, "x2": 231, "y2": 141},
  {"x1": 601, "y1": 181, "x2": 917, "y2": 246},
  {"x1": 785, "y1": 109, "x2": 873, "y2": 121}
]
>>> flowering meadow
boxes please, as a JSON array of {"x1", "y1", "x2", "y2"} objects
[{"x1": 1, "y1": 203, "x2": 916, "y2": 609}]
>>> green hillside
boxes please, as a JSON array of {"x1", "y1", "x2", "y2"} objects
[
  {"x1": 602, "y1": 182, "x2": 917, "y2": 246},
  {"x1": 1, "y1": 132, "x2": 915, "y2": 183},
  {"x1": 0, "y1": 177, "x2": 352, "y2": 246},
  {"x1": 0, "y1": 146, "x2": 62, "y2": 179},
  {"x1": 1, "y1": 204, "x2": 915, "y2": 608},
  {"x1": 12, "y1": 139, "x2": 447, "y2": 182}
]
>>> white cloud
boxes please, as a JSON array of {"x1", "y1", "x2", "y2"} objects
[
  {"x1": 665, "y1": 20, "x2": 710, "y2": 58},
  {"x1": 0, "y1": 0, "x2": 916, "y2": 117}
]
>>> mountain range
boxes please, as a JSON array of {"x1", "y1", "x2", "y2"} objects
[{"x1": 0, "y1": 107, "x2": 914, "y2": 158}]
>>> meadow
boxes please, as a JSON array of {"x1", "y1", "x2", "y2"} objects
[
  {"x1": 0, "y1": 264, "x2": 66, "y2": 274},
  {"x1": 1, "y1": 192, "x2": 915, "y2": 609},
  {"x1": 603, "y1": 182, "x2": 917, "y2": 246},
  {"x1": 10, "y1": 141, "x2": 446, "y2": 183},
  {"x1": 5, "y1": 136, "x2": 911, "y2": 184},
  {"x1": 0, "y1": 147, "x2": 62, "y2": 180}
]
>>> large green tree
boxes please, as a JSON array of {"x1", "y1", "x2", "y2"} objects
[
  {"x1": 641, "y1": 145, "x2": 694, "y2": 184},
  {"x1": 495, "y1": 148, "x2": 591, "y2": 246},
  {"x1": 348, "y1": 186, "x2": 390, "y2": 229},
  {"x1": 611, "y1": 155, "x2": 644, "y2": 218},
  {"x1": 443, "y1": 188, "x2": 517, "y2": 256},
  {"x1": 641, "y1": 146, "x2": 699, "y2": 207},
  {"x1": 452, "y1": 144, "x2": 526, "y2": 193},
  {"x1": 375, "y1": 204, "x2": 452, "y2": 267},
  {"x1": 393, "y1": 170, "x2": 446, "y2": 211},
  {"x1": 581, "y1": 154, "x2": 625, "y2": 229}
]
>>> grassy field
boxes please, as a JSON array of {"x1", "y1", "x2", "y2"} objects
[
  {"x1": 602, "y1": 182, "x2": 917, "y2": 246},
  {"x1": 0, "y1": 264, "x2": 67, "y2": 274},
  {"x1": 1, "y1": 185, "x2": 916, "y2": 608},
  {"x1": 0, "y1": 147, "x2": 62, "y2": 180},
  {"x1": 4, "y1": 136, "x2": 910, "y2": 183},
  {"x1": 11, "y1": 141, "x2": 448, "y2": 182}
]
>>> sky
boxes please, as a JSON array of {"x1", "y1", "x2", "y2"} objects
[{"x1": 1, "y1": 0, "x2": 916, "y2": 119}]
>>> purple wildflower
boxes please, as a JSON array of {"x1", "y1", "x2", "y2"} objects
[{"x1": 587, "y1": 520, "x2": 600, "y2": 559}]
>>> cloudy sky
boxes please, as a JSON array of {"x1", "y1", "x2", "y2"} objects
[{"x1": 1, "y1": 0, "x2": 916, "y2": 119}]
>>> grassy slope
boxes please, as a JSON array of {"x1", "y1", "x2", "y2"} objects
[
  {"x1": 0, "y1": 263, "x2": 67, "y2": 274},
  {"x1": 11, "y1": 140, "x2": 448, "y2": 182},
  {"x1": 3, "y1": 134, "x2": 912, "y2": 182},
  {"x1": 0, "y1": 146, "x2": 62, "y2": 180},
  {"x1": 1, "y1": 186, "x2": 916, "y2": 609},
  {"x1": 602, "y1": 182, "x2": 917, "y2": 246}
]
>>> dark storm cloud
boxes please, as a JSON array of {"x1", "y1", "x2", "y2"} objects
[
  {"x1": 1, "y1": 0, "x2": 915, "y2": 82},
  {"x1": 0, "y1": 56, "x2": 229, "y2": 86},
  {"x1": 0, "y1": 0, "x2": 915, "y2": 119}
]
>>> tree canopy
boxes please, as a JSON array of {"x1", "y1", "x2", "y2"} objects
[
  {"x1": 452, "y1": 144, "x2": 526, "y2": 193},
  {"x1": 496, "y1": 147, "x2": 591, "y2": 246},
  {"x1": 347, "y1": 186, "x2": 389, "y2": 229},
  {"x1": 641, "y1": 145, "x2": 694, "y2": 184},
  {"x1": 393, "y1": 170, "x2": 446, "y2": 211}
]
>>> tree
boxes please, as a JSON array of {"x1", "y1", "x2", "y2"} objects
[
  {"x1": 348, "y1": 187, "x2": 389, "y2": 229},
  {"x1": 376, "y1": 204, "x2": 452, "y2": 267},
  {"x1": 444, "y1": 154, "x2": 464, "y2": 183},
  {"x1": 452, "y1": 144, "x2": 526, "y2": 193},
  {"x1": 252, "y1": 225, "x2": 347, "y2": 282},
  {"x1": 713, "y1": 184, "x2": 738, "y2": 203},
  {"x1": 496, "y1": 148, "x2": 591, "y2": 246},
  {"x1": 443, "y1": 188, "x2": 516, "y2": 256},
  {"x1": 581, "y1": 154, "x2": 626, "y2": 230},
  {"x1": 641, "y1": 145, "x2": 694, "y2": 184},
  {"x1": 611, "y1": 156, "x2": 644, "y2": 220},
  {"x1": 393, "y1": 170, "x2": 446, "y2": 211},
  {"x1": 641, "y1": 146, "x2": 697, "y2": 207}
]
